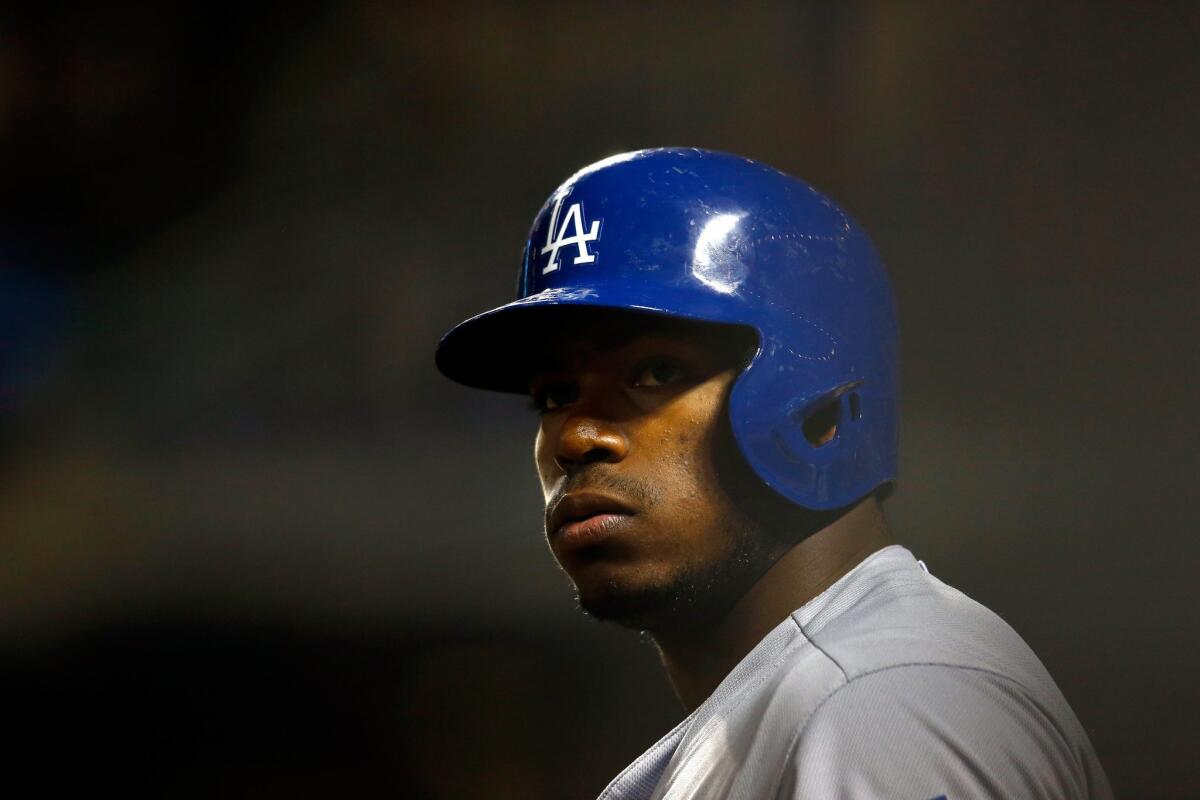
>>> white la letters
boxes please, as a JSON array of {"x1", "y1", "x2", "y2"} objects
[{"x1": 541, "y1": 191, "x2": 600, "y2": 274}]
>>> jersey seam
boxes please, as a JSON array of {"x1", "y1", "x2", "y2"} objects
[
  {"x1": 789, "y1": 613, "x2": 848, "y2": 683},
  {"x1": 782, "y1": 553, "x2": 936, "y2": 682}
]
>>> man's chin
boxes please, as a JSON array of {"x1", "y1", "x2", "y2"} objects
[
  {"x1": 573, "y1": 570, "x2": 744, "y2": 632},
  {"x1": 568, "y1": 521, "x2": 777, "y2": 632},
  {"x1": 576, "y1": 582, "x2": 681, "y2": 630}
]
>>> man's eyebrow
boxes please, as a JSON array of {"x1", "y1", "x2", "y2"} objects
[
  {"x1": 527, "y1": 332, "x2": 631, "y2": 374},
  {"x1": 531, "y1": 333, "x2": 702, "y2": 371},
  {"x1": 528, "y1": 355, "x2": 569, "y2": 375},
  {"x1": 527, "y1": 348, "x2": 589, "y2": 380},
  {"x1": 527, "y1": 323, "x2": 726, "y2": 379}
]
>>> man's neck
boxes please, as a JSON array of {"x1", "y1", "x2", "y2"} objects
[{"x1": 650, "y1": 497, "x2": 893, "y2": 712}]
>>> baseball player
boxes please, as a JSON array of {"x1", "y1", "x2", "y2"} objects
[{"x1": 435, "y1": 148, "x2": 1112, "y2": 799}]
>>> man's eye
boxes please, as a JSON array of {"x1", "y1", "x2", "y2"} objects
[{"x1": 633, "y1": 360, "x2": 688, "y2": 388}]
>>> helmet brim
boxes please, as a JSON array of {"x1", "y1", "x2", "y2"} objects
[{"x1": 435, "y1": 286, "x2": 747, "y2": 394}]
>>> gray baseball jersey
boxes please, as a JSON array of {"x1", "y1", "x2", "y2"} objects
[{"x1": 599, "y1": 545, "x2": 1112, "y2": 800}]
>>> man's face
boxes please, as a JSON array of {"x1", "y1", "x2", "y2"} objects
[{"x1": 529, "y1": 313, "x2": 775, "y2": 631}]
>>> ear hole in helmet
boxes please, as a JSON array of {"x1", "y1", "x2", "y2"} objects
[{"x1": 801, "y1": 398, "x2": 841, "y2": 448}]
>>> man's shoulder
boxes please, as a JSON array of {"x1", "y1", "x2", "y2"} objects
[
  {"x1": 751, "y1": 551, "x2": 1111, "y2": 797},
  {"x1": 769, "y1": 662, "x2": 1112, "y2": 799},
  {"x1": 738, "y1": 546, "x2": 1085, "y2": 759}
]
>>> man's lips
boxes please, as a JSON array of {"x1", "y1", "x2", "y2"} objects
[
  {"x1": 556, "y1": 513, "x2": 634, "y2": 549},
  {"x1": 547, "y1": 492, "x2": 637, "y2": 546}
]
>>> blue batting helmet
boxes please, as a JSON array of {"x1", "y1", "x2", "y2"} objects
[{"x1": 435, "y1": 147, "x2": 898, "y2": 511}]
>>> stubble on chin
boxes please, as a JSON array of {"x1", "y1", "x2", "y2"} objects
[{"x1": 573, "y1": 515, "x2": 778, "y2": 632}]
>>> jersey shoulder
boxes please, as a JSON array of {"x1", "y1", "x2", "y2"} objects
[
  {"x1": 761, "y1": 551, "x2": 1112, "y2": 799},
  {"x1": 774, "y1": 663, "x2": 1111, "y2": 799},
  {"x1": 806, "y1": 555, "x2": 1052, "y2": 685}
]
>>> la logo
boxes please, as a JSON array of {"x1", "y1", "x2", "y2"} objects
[{"x1": 541, "y1": 190, "x2": 600, "y2": 274}]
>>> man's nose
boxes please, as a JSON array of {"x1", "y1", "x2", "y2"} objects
[{"x1": 554, "y1": 413, "x2": 629, "y2": 475}]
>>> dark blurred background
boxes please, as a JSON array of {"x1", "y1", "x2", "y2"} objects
[{"x1": 1, "y1": 2, "x2": 1196, "y2": 797}]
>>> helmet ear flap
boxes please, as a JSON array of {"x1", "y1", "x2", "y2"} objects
[{"x1": 730, "y1": 348, "x2": 871, "y2": 510}]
